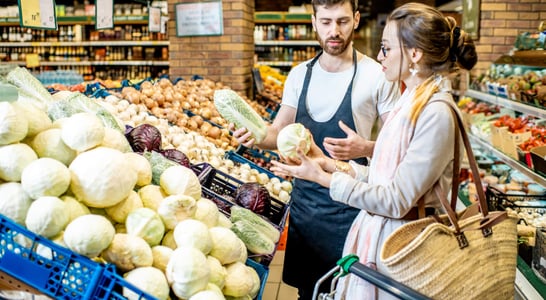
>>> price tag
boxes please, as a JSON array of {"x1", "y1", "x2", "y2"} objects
[
  {"x1": 25, "y1": 53, "x2": 40, "y2": 68},
  {"x1": 149, "y1": 6, "x2": 161, "y2": 33},
  {"x1": 160, "y1": 16, "x2": 169, "y2": 34},
  {"x1": 95, "y1": 0, "x2": 113, "y2": 30},
  {"x1": 18, "y1": 0, "x2": 56, "y2": 29}
]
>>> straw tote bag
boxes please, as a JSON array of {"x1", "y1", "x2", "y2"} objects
[{"x1": 380, "y1": 100, "x2": 519, "y2": 299}]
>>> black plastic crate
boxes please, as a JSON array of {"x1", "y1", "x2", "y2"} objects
[
  {"x1": 192, "y1": 163, "x2": 289, "y2": 266},
  {"x1": 236, "y1": 145, "x2": 280, "y2": 163},
  {"x1": 486, "y1": 186, "x2": 546, "y2": 213},
  {"x1": 192, "y1": 163, "x2": 289, "y2": 229}
]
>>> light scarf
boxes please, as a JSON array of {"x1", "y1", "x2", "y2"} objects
[
  {"x1": 334, "y1": 76, "x2": 451, "y2": 299},
  {"x1": 335, "y1": 87, "x2": 416, "y2": 300}
]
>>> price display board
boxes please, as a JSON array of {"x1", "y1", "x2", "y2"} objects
[
  {"x1": 175, "y1": 1, "x2": 223, "y2": 37},
  {"x1": 18, "y1": 0, "x2": 56, "y2": 29},
  {"x1": 95, "y1": 0, "x2": 114, "y2": 30}
]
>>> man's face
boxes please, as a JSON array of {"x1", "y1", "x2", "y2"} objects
[{"x1": 312, "y1": 2, "x2": 359, "y2": 56}]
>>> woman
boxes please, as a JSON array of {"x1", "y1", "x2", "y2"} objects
[{"x1": 270, "y1": 2, "x2": 477, "y2": 299}]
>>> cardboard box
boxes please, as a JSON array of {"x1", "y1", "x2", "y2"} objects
[
  {"x1": 531, "y1": 145, "x2": 546, "y2": 177},
  {"x1": 490, "y1": 123, "x2": 508, "y2": 150},
  {"x1": 501, "y1": 130, "x2": 532, "y2": 159}
]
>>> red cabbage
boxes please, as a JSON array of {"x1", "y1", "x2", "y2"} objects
[
  {"x1": 234, "y1": 182, "x2": 271, "y2": 216},
  {"x1": 160, "y1": 149, "x2": 191, "y2": 168},
  {"x1": 125, "y1": 124, "x2": 162, "y2": 153}
]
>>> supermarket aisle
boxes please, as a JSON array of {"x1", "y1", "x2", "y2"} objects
[{"x1": 263, "y1": 251, "x2": 299, "y2": 300}]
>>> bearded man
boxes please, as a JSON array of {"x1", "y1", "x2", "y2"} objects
[{"x1": 231, "y1": 1, "x2": 399, "y2": 298}]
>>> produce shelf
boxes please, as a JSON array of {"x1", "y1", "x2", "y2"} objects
[
  {"x1": 466, "y1": 89, "x2": 546, "y2": 119},
  {"x1": 468, "y1": 133, "x2": 546, "y2": 187}
]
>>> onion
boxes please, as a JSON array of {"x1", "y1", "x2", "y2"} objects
[{"x1": 207, "y1": 126, "x2": 221, "y2": 139}]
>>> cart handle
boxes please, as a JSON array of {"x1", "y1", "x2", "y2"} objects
[
  {"x1": 334, "y1": 254, "x2": 433, "y2": 300},
  {"x1": 336, "y1": 254, "x2": 359, "y2": 277}
]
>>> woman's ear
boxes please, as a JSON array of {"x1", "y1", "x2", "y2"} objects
[{"x1": 409, "y1": 48, "x2": 423, "y2": 64}]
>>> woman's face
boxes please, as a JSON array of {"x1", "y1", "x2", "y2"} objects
[{"x1": 377, "y1": 21, "x2": 408, "y2": 82}]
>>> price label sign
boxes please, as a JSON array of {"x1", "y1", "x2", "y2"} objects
[
  {"x1": 18, "y1": 0, "x2": 56, "y2": 29},
  {"x1": 95, "y1": 0, "x2": 114, "y2": 30},
  {"x1": 26, "y1": 53, "x2": 40, "y2": 68},
  {"x1": 149, "y1": 6, "x2": 161, "y2": 33},
  {"x1": 175, "y1": 1, "x2": 223, "y2": 37}
]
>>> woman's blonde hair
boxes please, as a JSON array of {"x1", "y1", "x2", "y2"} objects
[{"x1": 387, "y1": 2, "x2": 477, "y2": 125}]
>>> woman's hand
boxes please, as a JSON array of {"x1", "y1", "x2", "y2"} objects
[
  {"x1": 271, "y1": 135, "x2": 333, "y2": 187},
  {"x1": 271, "y1": 148, "x2": 331, "y2": 186}
]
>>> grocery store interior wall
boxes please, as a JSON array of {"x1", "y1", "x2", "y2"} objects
[
  {"x1": 473, "y1": 0, "x2": 545, "y2": 78},
  {"x1": 168, "y1": 0, "x2": 255, "y2": 96}
]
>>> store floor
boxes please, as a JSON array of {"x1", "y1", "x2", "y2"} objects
[{"x1": 264, "y1": 250, "x2": 299, "y2": 300}]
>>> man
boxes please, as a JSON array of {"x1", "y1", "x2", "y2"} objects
[{"x1": 232, "y1": 1, "x2": 398, "y2": 298}]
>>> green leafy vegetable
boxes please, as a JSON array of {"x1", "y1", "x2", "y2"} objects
[{"x1": 214, "y1": 89, "x2": 267, "y2": 143}]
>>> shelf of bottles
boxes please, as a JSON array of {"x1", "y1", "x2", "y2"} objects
[
  {"x1": 254, "y1": 22, "x2": 319, "y2": 68},
  {"x1": 0, "y1": 23, "x2": 168, "y2": 81}
]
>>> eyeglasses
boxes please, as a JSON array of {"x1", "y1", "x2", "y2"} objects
[{"x1": 380, "y1": 44, "x2": 390, "y2": 57}]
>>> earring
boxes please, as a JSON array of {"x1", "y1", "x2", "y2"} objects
[{"x1": 409, "y1": 63, "x2": 419, "y2": 76}]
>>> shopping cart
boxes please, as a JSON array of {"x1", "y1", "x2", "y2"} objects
[{"x1": 313, "y1": 254, "x2": 432, "y2": 300}]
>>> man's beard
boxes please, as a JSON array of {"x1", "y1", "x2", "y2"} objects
[{"x1": 317, "y1": 30, "x2": 353, "y2": 56}]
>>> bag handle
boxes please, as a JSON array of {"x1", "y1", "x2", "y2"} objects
[{"x1": 432, "y1": 99, "x2": 507, "y2": 247}]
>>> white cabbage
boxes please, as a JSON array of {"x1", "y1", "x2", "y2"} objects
[
  {"x1": 276, "y1": 123, "x2": 311, "y2": 159},
  {"x1": 123, "y1": 266, "x2": 170, "y2": 300},
  {"x1": 125, "y1": 207, "x2": 165, "y2": 247},
  {"x1": 166, "y1": 247, "x2": 210, "y2": 299},
  {"x1": 173, "y1": 219, "x2": 212, "y2": 254},
  {"x1": 157, "y1": 194, "x2": 197, "y2": 230},
  {"x1": 159, "y1": 165, "x2": 202, "y2": 200}
]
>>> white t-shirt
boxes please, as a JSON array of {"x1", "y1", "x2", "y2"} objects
[{"x1": 282, "y1": 54, "x2": 397, "y2": 140}]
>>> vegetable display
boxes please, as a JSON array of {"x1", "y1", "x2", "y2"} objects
[{"x1": 0, "y1": 67, "x2": 292, "y2": 300}]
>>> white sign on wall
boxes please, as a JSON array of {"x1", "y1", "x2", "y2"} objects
[{"x1": 175, "y1": 1, "x2": 223, "y2": 37}]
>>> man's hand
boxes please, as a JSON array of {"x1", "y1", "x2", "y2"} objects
[
  {"x1": 228, "y1": 123, "x2": 255, "y2": 148},
  {"x1": 323, "y1": 120, "x2": 371, "y2": 160}
]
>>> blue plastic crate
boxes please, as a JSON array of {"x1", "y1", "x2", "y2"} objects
[
  {"x1": 236, "y1": 146, "x2": 280, "y2": 163},
  {"x1": 0, "y1": 215, "x2": 155, "y2": 300},
  {"x1": 225, "y1": 150, "x2": 283, "y2": 182},
  {"x1": 91, "y1": 266, "x2": 158, "y2": 300},
  {"x1": 246, "y1": 258, "x2": 269, "y2": 300}
]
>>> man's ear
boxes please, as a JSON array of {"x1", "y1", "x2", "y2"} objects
[
  {"x1": 354, "y1": 11, "x2": 360, "y2": 29},
  {"x1": 311, "y1": 15, "x2": 317, "y2": 32}
]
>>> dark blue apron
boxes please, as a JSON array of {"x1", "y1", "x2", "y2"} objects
[{"x1": 282, "y1": 49, "x2": 365, "y2": 299}]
